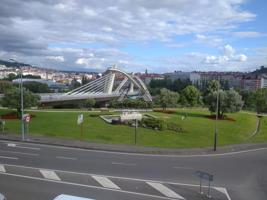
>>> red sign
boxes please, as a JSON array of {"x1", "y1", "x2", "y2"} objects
[{"x1": 24, "y1": 114, "x2": 31, "y2": 123}]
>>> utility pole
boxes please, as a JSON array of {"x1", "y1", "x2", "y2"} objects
[
  {"x1": 214, "y1": 81, "x2": 219, "y2": 151},
  {"x1": 9, "y1": 59, "x2": 25, "y2": 141}
]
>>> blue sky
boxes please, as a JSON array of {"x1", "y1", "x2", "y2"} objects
[{"x1": 0, "y1": 0, "x2": 266, "y2": 73}]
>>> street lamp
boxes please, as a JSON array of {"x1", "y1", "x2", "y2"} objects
[
  {"x1": 9, "y1": 59, "x2": 25, "y2": 141},
  {"x1": 214, "y1": 81, "x2": 220, "y2": 151}
]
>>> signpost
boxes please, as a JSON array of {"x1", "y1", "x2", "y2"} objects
[
  {"x1": 134, "y1": 119, "x2": 138, "y2": 145},
  {"x1": 0, "y1": 120, "x2": 5, "y2": 133},
  {"x1": 23, "y1": 114, "x2": 31, "y2": 138},
  {"x1": 195, "y1": 170, "x2": 213, "y2": 198},
  {"x1": 77, "y1": 114, "x2": 84, "y2": 137}
]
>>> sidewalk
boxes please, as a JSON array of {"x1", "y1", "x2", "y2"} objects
[{"x1": 0, "y1": 132, "x2": 267, "y2": 155}]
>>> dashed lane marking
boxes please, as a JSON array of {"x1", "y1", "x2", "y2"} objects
[
  {"x1": 147, "y1": 182, "x2": 185, "y2": 199},
  {"x1": 111, "y1": 162, "x2": 136, "y2": 166},
  {"x1": 56, "y1": 156, "x2": 77, "y2": 160},
  {"x1": 0, "y1": 156, "x2": 18, "y2": 160},
  {"x1": 92, "y1": 175, "x2": 120, "y2": 190},
  {"x1": 0, "y1": 150, "x2": 39, "y2": 156},
  {"x1": 40, "y1": 169, "x2": 61, "y2": 181},
  {"x1": 7, "y1": 143, "x2": 40, "y2": 150}
]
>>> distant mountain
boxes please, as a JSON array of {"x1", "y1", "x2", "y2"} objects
[
  {"x1": 251, "y1": 66, "x2": 267, "y2": 75},
  {"x1": 0, "y1": 59, "x2": 99, "y2": 74},
  {"x1": 0, "y1": 59, "x2": 31, "y2": 68}
]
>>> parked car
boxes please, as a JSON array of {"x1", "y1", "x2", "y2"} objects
[{"x1": 53, "y1": 194, "x2": 94, "y2": 200}]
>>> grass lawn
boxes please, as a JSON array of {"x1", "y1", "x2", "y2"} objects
[
  {"x1": 249, "y1": 116, "x2": 267, "y2": 143},
  {"x1": 0, "y1": 108, "x2": 260, "y2": 148}
]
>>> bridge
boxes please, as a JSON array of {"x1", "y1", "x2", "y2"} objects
[{"x1": 40, "y1": 65, "x2": 152, "y2": 104}]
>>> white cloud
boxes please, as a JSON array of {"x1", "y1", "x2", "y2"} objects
[
  {"x1": 46, "y1": 56, "x2": 65, "y2": 62},
  {"x1": 0, "y1": 0, "x2": 260, "y2": 72},
  {"x1": 223, "y1": 44, "x2": 235, "y2": 58},
  {"x1": 232, "y1": 31, "x2": 267, "y2": 38},
  {"x1": 236, "y1": 54, "x2": 247, "y2": 62}
]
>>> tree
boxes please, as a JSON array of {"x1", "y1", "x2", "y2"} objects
[
  {"x1": 253, "y1": 88, "x2": 267, "y2": 113},
  {"x1": 0, "y1": 80, "x2": 14, "y2": 93},
  {"x1": 23, "y1": 81, "x2": 50, "y2": 93},
  {"x1": 156, "y1": 88, "x2": 179, "y2": 110},
  {"x1": 82, "y1": 76, "x2": 90, "y2": 85},
  {"x1": 180, "y1": 85, "x2": 201, "y2": 106},
  {"x1": 1, "y1": 88, "x2": 40, "y2": 114},
  {"x1": 84, "y1": 98, "x2": 96, "y2": 109},
  {"x1": 206, "y1": 80, "x2": 220, "y2": 95},
  {"x1": 206, "y1": 88, "x2": 243, "y2": 118}
]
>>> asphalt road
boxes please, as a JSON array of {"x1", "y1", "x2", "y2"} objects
[{"x1": 0, "y1": 140, "x2": 266, "y2": 200}]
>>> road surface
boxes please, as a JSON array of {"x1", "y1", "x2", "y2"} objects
[{"x1": 0, "y1": 140, "x2": 266, "y2": 200}]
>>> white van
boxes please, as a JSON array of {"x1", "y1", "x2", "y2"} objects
[{"x1": 53, "y1": 194, "x2": 94, "y2": 200}]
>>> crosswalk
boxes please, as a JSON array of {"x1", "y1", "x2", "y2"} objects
[
  {"x1": 0, "y1": 163, "x2": 230, "y2": 200},
  {"x1": 147, "y1": 182, "x2": 185, "y2": 199},
  {"x1": 40, "y1": 169, "x2": 61, "y2": 181},
  {"x1": 0, "y1": 164, "x2": 5, "y2": 172},
  {"x1": 92, "y1": 175, "x2": 121, "y2": 190}
]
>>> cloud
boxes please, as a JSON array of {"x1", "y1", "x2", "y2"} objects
[
  {"x1": 203, "y1": 44, "x2": 247, "y2": 64},
  {"x1": 46, "y1": 56, "x2": 65, "y2": 62},
  {"x1": 232, "y1": 31, "x2": 267, "y2": 38},
  {"x1": 223, "y1": 44, "x2": 235, "y2": 58},
  {"x1": 0, "y1": 0, "x2": 259, "y2": 72}
]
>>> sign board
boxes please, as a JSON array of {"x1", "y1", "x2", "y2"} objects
[
  {"x1": 195, "y1": 171, "x2": 213, "y2": 181},
  {"x1": 25, "y1": 116, "x2": 31, "y2": 123},
  {"x1": 77, "y1": 114, "x2": 84, "y2": 125}
]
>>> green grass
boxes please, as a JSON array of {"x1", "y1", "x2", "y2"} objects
[
  {"x1": 249, "y1": 116, "x2": 267, "y2": 143},
  {"x1": 0, "y1": 108, "x2": 260, "y2": 148}
]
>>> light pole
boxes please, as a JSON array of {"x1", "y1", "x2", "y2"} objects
[
  {"x1": 214, "y1": 81, "x2": 219, "y2": 151},
  {"x1": 9, "y1": 59, "x2": 25, "y2": 141}
]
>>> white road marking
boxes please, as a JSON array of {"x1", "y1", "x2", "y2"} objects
[
  {"x1": 56, "y1": 156, "x2": 77, "y2": 160},
  {"x1": 7, "y1": 143, "x2": 16, "y2": 147},
  {"x1": 0, "y1": 150, "x2": 39, "y2": 156},
  {"x1": 0, "y1": 165, "x2": 5, "y2": 172},
  {"x1": 0, "y1": 172, "x2": 174, "y2": 200},
  {"x1": 0, "y1": 163, "x2": 232, "y2": 199},
  {"x1": 214, "y1": 187, "x2": 231, "y2": 200},
  {"x1": 40, "y1": 169, "x2": 61, "y2": 181},
  {"x1": 173, "y1": 166, "x2": 193, "y2": 170},
  {"x1": 147, "y1": 182, "x2": 185, "y2": 199},
  {"x1": 3, "y1": 140, "x2": 267, "y2": 158},
  {"x1": 0, "y1": 162, "x2": 222, "y2": 188},
  {"x1": 92, "y1": 175, "x2": 120, "y2": 190},
  {"x1": 7, "y1": 143, "x2": 40, "y2": 150},
  {"x1": 0, "y1": 156, "x2": 18, "y2": 160},
  {"x1": 111, "y1": 162, "x2": 136, "y2": 166}
]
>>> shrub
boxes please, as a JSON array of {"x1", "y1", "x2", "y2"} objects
[
  {"x1": 89, "y1": 113, "x2": 112, "y2": 117},
  {"x1": 141, "y1": 118, "x2": 165, "y2": 130},
  {"x1": 153, "y1": 109, "x2": 176, "y2": 114},
  {"x1": 166, "y1": 122, "x2": 184, "y2": 133}
]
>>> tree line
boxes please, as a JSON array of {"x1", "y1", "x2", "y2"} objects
[{"x1": 153, "y1": 79, "x2": 267, "y2": 115}]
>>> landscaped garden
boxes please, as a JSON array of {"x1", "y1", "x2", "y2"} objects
[{"x1": 0, "y1": 108, "x2": 262, "y2": 148}]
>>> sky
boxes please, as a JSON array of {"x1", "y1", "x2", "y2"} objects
[{"x1": 0, "y1": 0, "x2": 266, "y2": 73}]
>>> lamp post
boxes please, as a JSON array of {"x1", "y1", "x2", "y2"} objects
[
  {"x1": 9, "y1": 59, "x2": 25, "y2": 141},
  {"x1": 214, "y1": 81, "x2": 219, "y2": 151}
]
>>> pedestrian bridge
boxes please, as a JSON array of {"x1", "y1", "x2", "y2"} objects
[{"x1": 40, "y1": 65, "x2": 152, "y2": 103}]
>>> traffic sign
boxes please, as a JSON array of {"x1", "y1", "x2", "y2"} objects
[
  {"x1": 23, "y1": 114, "x2": 31, "y2": 123},
  {"x1": 77, "y1": 114, "x2": 84, "y2": 125},
  {"x1": 25, "y1": 116, "x2": 31, "y2": 123},
  {"x1": 195, "y1": 171, "x2": 213, "y2": 181}
]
